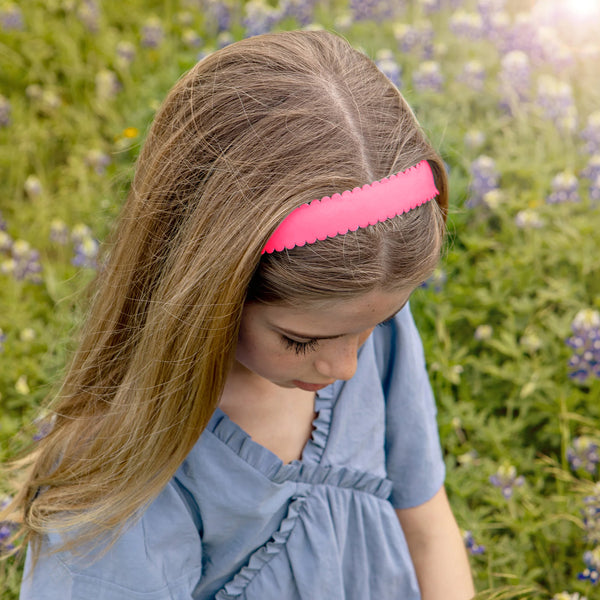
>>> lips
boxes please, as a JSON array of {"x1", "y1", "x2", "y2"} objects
[{"x1": 292, "y1": 380, "x2": 333, "y2": 392}]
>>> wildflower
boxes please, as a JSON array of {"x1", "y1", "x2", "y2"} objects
[
  {"x1": 0, "y1": 497, "x2": 17, "y2": 555},
  {"x1": 419, "y1": 0, "x2": 441, "y2": 14},
  {"x1": 489, "y1": 464, "x2": 525, "y2": 499},
  {"x1": 464, "y1": 130, "x2": 485, "y2": 151},
  {"x1": 578, "y1": 547, "x2": 600, "y2": 584},
  {"x1": 0, "y1": 328, "x2": 5, "y2": 352},
  {"x1": 182, "y1": 29, "x2": 203, "y2": 48},
  {"x1": 72, "y1": 236, "x2": 99, "y2": 269},
  {"x1": 204, "y1": 0, "x2": 231, "y2": 33},
  {"x1": 0, "y1": 230, "x2": 13, "y2": 252},
  {"x1": 123, "y1": 127, "x2": 139, "y2": 139},
  {"x1": 243, "y1": 0, "x2": 282, "y2": 38},
  {"x1": 32, "y1": 410, "x2": 56, "y2": 442},
  {"x1": 499, "y1": 50, "x2": 531, "y2": 113},
  {"x1": 71, "y1": 224, "x2": 93, "y2": 244},
  {"x1": 515, "y1": 209, "x2": 544, "y2": 229},
  {"x1": 376, "y1": 50, "x2": 402, "y2": 88},
  {"x1": 15, "y1": 375, "x2": 30, "y2": 395},
  {"x1": 116, "y1": 41, "x2": 136, "y2": 66},
  {"x1": 552, "y1": 593, "x2": 587, "y2": 600},
  {"x1": 40, "y1": 89, "x2": 61, "y2": 113},
  {"x1": 589, "y1": 175, "x2": 600, "y2": 205},
  {"x1": 467, "y1": 155, "x2": 499, "y2": 208},
  {"x1": 420, "y1": 267, "x2": 446, "y2": 292},
  {"x1": 462, "y1": 530, "x2": 485, "y2": 555},
  {"x1": 582, "y1": 155, "x2": 600, "y2": 183},
  {"x1": 95, "y1": 70, "x2": 120, "y2": 101},
  {"x1": 457, "y1": 60, "x2": 486, "y2": 92},
  {"x1": 581, "y1": 112, "x2": 600, "y2": 155},
  {"x1": 0, "y1": 3, "x2": 23, "y2": 31},
  {"x1": 350, "y1": 0, "x2": 399, "y2": 22},
  {"x1": 394, "y1": 23, "x2": 421, "y2": 54},
  {"x1": 582, "y1": 483, "x2": 600, "y2": 545},
  {"x1": 10, "y1": 240, "x2": 43, "y2": 283},
  {"x1": 546, "y1": 172, "x2": 580, "y2": 204},
  {"x1": 474, "y1": 325, "x2": 493, "y2": 341},
  {"x1": 449, "y1": 10, "x2": 484, "y2": 40},
  {"x1": 0, "y1": 94, "x2": 11, "y2": 127},
  {"x1": 412, "y1": 61, "x2": 443, "y2": 93},
  {"x1": 280, "y1": 0, "x2": 317, "y2": 26},
  {"x1": 567, "y1": 437, "x2": 599, "y2": 474},
  {"x1": 216, "y1": 32, "x2": 234, "y2": 49},
  {"x1": 141, "y1": 16, "x2": 164, "y2": 48},
  {"x1": 85, "y1": 149, "x2": 111, "y2": 175},
  {"x1": 49, "y1": 219, "x2": 69, "y2": 245},
  {"x1": 537, "y1": 75, "x2": 577, "y2": 133},
  {"x1": 24, "y1": 175, "x2": 43, "y2": 198},
  {"x1": 483, "y1": 189, "x2": 504, "y2": 210},
  {"x1": 566, "y1": 309, "x2": 600, "y2": 383},
  {"x1": 77, "y1": 0, "x2": 100, "y2": 33}
]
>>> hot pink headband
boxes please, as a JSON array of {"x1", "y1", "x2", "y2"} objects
[{"x1": 262, "y1": 160, "x2": 439, "y2": 254}]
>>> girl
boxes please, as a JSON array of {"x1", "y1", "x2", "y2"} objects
[{"x1": 6, "y1": 30, "x2": 474, "y2": 599}]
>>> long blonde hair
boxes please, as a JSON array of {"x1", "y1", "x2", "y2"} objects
[{"x1": 3, "y1": 30, "x2": 447, "y2": 562}]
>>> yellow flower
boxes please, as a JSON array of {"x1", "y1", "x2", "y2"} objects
[{"x1": 123, "y1": 127, "x2": 139, "y2": 139}]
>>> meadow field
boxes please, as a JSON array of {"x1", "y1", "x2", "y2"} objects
[{"x1": 1, "y1": 1, "x2": 600, "y2": 598}]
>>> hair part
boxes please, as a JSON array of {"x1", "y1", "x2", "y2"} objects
[{"x1": 2, "y1": 29, "x2": 447, "y2": 564}]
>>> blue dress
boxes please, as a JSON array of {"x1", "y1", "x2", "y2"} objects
[{"x1": 21, "y1": 304, "x2": 445, "y2": 600}]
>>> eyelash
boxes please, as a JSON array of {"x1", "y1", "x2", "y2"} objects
[
  {"x1": 282, "y1": 336, "x2": 320, "y2": 355},
  {"x1": 281, "y1": 315, "x2": 396, "y2": 355}
]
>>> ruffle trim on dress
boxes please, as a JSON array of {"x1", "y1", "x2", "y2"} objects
[
  {"x1": 299, "y1": 393, "x2": 332, "y2": 464},
  {"x1": 214, "y1": 495, "x2": 307, "y2": 600}
]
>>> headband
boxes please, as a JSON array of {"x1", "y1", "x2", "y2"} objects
[{"x1": 262, "y1": 160, "x2": 439, "y2": 254}]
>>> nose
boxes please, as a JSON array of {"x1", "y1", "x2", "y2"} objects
[{"x1": 314, "y1": 334, "x2": 364, "y2": 382}]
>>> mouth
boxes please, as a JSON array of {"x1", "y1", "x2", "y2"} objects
[{"x1": 292, "y1": 380, "x2": 333, "y2": 392}]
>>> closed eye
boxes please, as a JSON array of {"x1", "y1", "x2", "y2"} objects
[{"x1": 282, "y1": 336, "x2": 320, "y2": 355}]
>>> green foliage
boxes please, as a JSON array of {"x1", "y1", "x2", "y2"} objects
[{"x1": 1, "y1": 1, "x2": 600, "y2": 598}]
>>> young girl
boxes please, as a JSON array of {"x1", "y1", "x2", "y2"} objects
[{"x1": 7, "y1": 30, "x2": 474, "y2": 599}]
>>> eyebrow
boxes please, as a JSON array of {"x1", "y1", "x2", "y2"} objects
[{"x1": 277, "y1": 300, "x2": 409, "y2": 341}]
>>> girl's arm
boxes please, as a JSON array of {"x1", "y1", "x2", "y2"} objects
[{"x1": 396, "y1": 485, "x2": 475, "y2": 600}]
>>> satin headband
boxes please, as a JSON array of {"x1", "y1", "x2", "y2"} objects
[{"x1": 262, "y1": 160, "x2": 439, "y2": 254}]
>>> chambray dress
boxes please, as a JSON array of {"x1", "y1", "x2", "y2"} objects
[{"x1": 21, "y1": 304, "x2": 445, "y2": 600}]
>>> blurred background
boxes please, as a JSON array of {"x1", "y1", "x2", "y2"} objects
[{"x1": 1, "y1": 1, "x2": 599, "y2": 598}]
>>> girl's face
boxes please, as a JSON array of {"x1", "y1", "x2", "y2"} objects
[{"x1": 234, "y1": 288, "x2": 414, "y2": 391}]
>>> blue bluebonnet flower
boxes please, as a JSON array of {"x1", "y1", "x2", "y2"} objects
[
  {"x1": 578, "y1": 547, "x2": 600, "y2": 584},
  {"x1": 581, "y1": 112, "x2": 600, "y2": 155},
  {"x1": 499, "y1": 50, "x2": 531, "y2": 113},
  {"x1": 72, "y1": 237, "x2": 99, "y2": 270},
  {"x1": 467, "y1": 155, "x2": 499, "y2": 208},
  {"x1": 566, "y1": 309, "x2": 600, "y2": 383},
  {"x1": 280, "y1": 0, "x2": 316, "y2": 26},
  {"x1": 243, "y1": 0, "x2": 282, "y2": 37},
  {"x1": 85, "y1": 149, "x2": 111, "y2": 175},
  {"x1": 457, "y1": 60, "x2": 486, "y2": 92},
  {"x1": 582, "y1": 155, "x2": 600, "y2": 183},
  {"x1": 489, "y1": 464, "x2": 525, "y2": 499},
  {"x1": 552, "y1": 593, "x2": 587, "y2": 600},
  {"x1": 376, "y1": 50, "x2": 402, "y2": 88},
  {"x1": 116, "y1": 41, "x2": 136, "y2": 66},
  {"x1": 0, "y1": 230, "x2": 12, "y2": 253},
  {"x1": 9, "y1": 240, "x2": 43, "y2": 283},
  {"x1": 204, "y1": 0, "x2": 232, "y2": 33},
  {"x1": 182, "y1": 29, "x2": 203, "y2": 48},
  {"x1": 0, "y1": 328, "x2": 5, "y2": 353},
  {"x1": 0, "y1": 95, "x2": 11, "y2": 127},
  {"x1": 449, "y1": 10, "x2": 484, "y2": 40},
  {"x1": 583, "y1": 484, "x2": 600, "y2": 545},
  {"x1": 217, "y1": 32, "x2": 234, "y2": 49},
  {"x1": 0, "y1": 3, "x2": 24, "y2": 31},
  {"x1": 477, "y1": 0, "x2": 505, "y2": 19},
  {"x1": 394, "y1": 23, "x2": 421, "y2": 54},
  {"x1": 141, "y1": 16, "x2": 164, "y2": 48},
  {"x1": 0, "y1": 497, "x2": 17, "y2": 555},
  {"x1": 412, "y1": 61, "x2": 443, "y2": 93},
  {"x1": 589, "y1": 175, "x2": 600, "y2": 204},
  {"x1": 462, "y1": 530, "x2": 485, "y2": 555},
  {"x1": 350, "y1": 0, "x2": 400, "y2": 22},
  {"x1": 49, "y1": 219, "x2": 69, "y2": 245},
  {"x1": 567, "y1": 437, "x2": 599, "y2": 474},
  {"x1": 420, "y1": 267, "x2": 446, "y2": 292},
  {"x1": 77, "y1": 0, "x2": 100, "y2": 33},
  {"x1": 32, "y1": 411, "x2": 56, "y2": 442},
  {"x1": 24, "y1": 175, "x2": 43, "y2": 198},
  {"x1": 481, "y1": 9, "x2": 510, "y2": 47},
  {"x1": 546, "y1": 172, "x2": 580, "y2": 204},
  {"x1": 535, "y1": 27, "x2": 574, "y2": 72},
  {"x1": 95, "y1": 70, "x2": 121, "y2": 101},
  {"x1": 537, "y1": 75, "x2": 577, "y2": 134},
  {"x1": 419, "y1": 0, "x2": 441, "y2": 14},
  {"x1": 0, "y1": 211, "x2": 6, "y2": 231}
]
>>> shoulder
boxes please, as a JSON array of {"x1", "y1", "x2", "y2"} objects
[{"x1": 22, "y1": 480, "x2": 202, "y2": 599}]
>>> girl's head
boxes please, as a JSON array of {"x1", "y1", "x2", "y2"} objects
[{"x1": 10, "y1": 30, "x2": 447, "y2": 559}]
